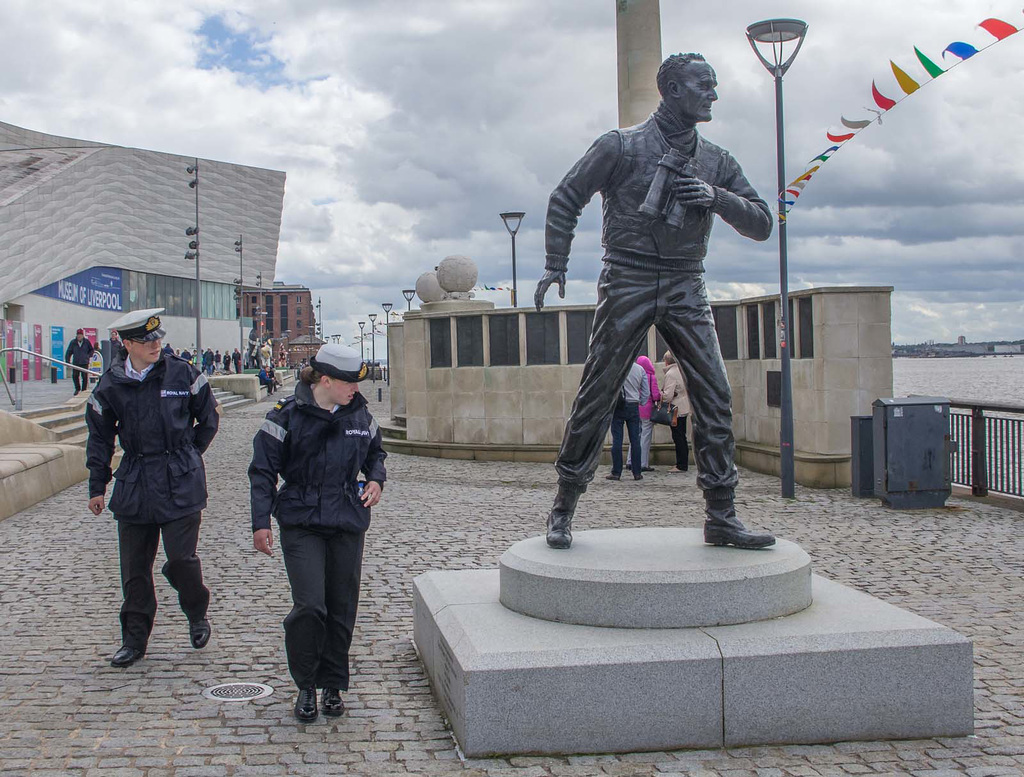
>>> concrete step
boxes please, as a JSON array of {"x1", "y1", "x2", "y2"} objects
[
  {"x1": 220, "y1": 396, "x2": 255, "y2": 412},
  {"x1": 51, "y1": 422, "x2": 88, "y2": 442},
  {"x1": 14, "y1": 404, "x2": 75, "y2": 420},
  {"x1": 34, "y1": 409, "x2": 87, "y2": 431}
]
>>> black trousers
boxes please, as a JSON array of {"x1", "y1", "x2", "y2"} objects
[
  {"x1": 279, "y1": 525, "x2": 364, "y2": 691},
  {"x1": 556, "y1": 263, "x2": 738, "y2": 500},
  {"x1": 117, "y1": 513, "x2": 210, "y2": 651},
  {"x1": 72, "y1": 368, "x2": 88, "y2": 393},
  {"x1": 610, "y1": 402, "x2": 642, "y2": 477},
  {"x1": 671, "y1": 414, "x2": 690, "y2": 470}
]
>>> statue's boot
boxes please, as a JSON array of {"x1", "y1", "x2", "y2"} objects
[
  {"x1": 546, "y1": 483, "x2": 584, "y2": 549},
  {"x1": 704, "y1": 498, "x2": 776, "y2": 549}
]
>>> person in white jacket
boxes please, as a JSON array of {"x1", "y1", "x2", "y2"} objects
[{"x1": 660, "y1": 351, "x2": 692, "y2": 472}]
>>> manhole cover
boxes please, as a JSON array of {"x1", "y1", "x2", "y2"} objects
[{"x1": 202, "y1": 682, "x2": 274, "y2": 702}]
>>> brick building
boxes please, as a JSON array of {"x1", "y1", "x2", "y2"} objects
[{"x1": 239, "y1": 281, "x2": 316, "y2": 341}]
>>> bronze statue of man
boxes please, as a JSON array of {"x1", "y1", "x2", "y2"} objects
[{"x1": 535, "y1": 52, "x2": 776, "y2": 551}]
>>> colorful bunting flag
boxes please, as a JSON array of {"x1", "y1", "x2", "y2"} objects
[
  {"x1": 943, "y1": 42, "x2": 979, "y2": 60},
  {"x1": 890, "y1": 61, "x2": 920, "y2": 94},
  {"x1": 778, "y1": 10, "x2": 1021, "y2": 220}
]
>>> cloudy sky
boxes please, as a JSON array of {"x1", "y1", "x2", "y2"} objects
[{"x1": 2, "y1": 0, "x2": 1022, "y2": 345}]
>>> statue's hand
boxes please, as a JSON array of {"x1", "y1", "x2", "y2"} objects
[
  {"x1": 671, "y1": 175, "x2": 716, "y2": 208},
  {"x1": 534, "y1": 270, "x2": 566, "y2": 311}
]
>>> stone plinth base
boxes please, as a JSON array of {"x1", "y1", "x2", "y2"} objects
[
  {"x1": 499, "y1": 529, "x2": 812, "y2": 628},
  {"x1": 413, "y1": 568, "x2": 973, "y2": 756}
]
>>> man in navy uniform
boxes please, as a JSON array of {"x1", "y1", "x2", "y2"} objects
[{"x1": 86, "y1": 308, "x2": 220, "y2": 667}]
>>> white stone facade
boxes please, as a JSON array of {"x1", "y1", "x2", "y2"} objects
[{"x1": 0, "y1": 119, "x2": 285, "y2": 305}]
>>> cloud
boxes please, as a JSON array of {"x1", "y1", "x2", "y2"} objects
[{"x1": 0, "y1": 0, "x2": 1022, "y2": 347}]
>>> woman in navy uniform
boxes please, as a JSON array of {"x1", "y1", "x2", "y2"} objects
[
  {"x1": 248, "y1": 343, "x2": 387, "y2": 721},
  {"x1": 85, "y1": 308, "x2": 219, "y2": 667}
]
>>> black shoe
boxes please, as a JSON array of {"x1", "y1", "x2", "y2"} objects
[
  {"x1": 641, "y1": 466, "x2": 655, "y2": 472},
  {"x1": 546, "y1": 483, "x2": 584, "y2": 550},
  {"x1": 704, "y1": 499, "x2": 776, "y2": 549},
  {"x1": 633, "y1": 473, "x2": 644, "y2": 481},
  {"x1": 321, "y1": 688, "x2": 345, "y2": 717},
  {"x1": 189, "y1": 618, "x2": 211, "y2": 649},
  {"x1": 605, "y1": 473, "x2": 621, "y2": 481},
  {"x1": 294, "y1": 688, "x2": 318, "y2": 721},
  {"x1": 110, "y1": 645, "x2": 144, "y2": 668}
]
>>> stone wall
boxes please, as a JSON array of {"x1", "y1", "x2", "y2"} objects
[{"x1": 392, "y1": 287, "x2": 893, "y2": 487}]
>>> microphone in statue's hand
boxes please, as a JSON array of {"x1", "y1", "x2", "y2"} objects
[{"x1": 671, "y1": 176, "x2": 716, "y2": 207}]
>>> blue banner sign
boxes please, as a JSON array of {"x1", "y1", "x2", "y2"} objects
[
  {"x1": 33, "y1": 267, "x2": 123, "y2": 311},
  {"x1": 50, "y1": 326, "x2": 64, "y2": 379}
]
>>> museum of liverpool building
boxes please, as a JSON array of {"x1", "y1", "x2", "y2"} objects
[{"x1": 0, "y1": 119, "x2": 285, "y2": 379}]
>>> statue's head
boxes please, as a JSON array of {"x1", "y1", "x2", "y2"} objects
[{"x1": 657, "y1": 53, "x2": 718, "y2": 126}]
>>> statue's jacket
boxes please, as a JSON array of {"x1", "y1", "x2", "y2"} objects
[{"x1": 545, "y1": 114, "x2": 773, "y2": 274}]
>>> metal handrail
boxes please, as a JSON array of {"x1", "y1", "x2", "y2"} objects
[
  {"x1": 0, "y1": 346, "x2": 98, "y2": 412},
  {"x1": 941, "y1": 397, "x2": 1024, "y2": 498}
]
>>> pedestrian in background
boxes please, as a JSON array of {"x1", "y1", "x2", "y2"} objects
[
  {"x1": 249, "y1": 344, "x2": 386, "y2": 722},
  {"x1": 606, "y1": 359, "x2": 649, "y2": 481},
  {"x1": 222, "y1": 351, "x2": 231, "y2": 373},
  {"x1": 629, "y1": 355, "x2": 661, "y2": 472},
  {"x1": 85, "y1": 308, "x2": 219, "y2": 668},
  {"x1": 661, "y1": 351, "x2": 692, "y2": 473},
  {"x1": 65, "y1": 328, "x2": 95, "y2": 396},
  {"x1": 214, "y1": 350, "x2": 222, "y2": 373},
  {"x1": 232, "y1": 348, "x2": 242, "y2": 374}
]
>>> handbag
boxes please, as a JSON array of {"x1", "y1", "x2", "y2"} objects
[{"x1": 651, "y1": 401, "x2": 673, "y2": 426}]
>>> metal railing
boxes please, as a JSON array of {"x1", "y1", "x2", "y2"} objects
[
  {"x1": 0, "y1": 347, "x2": 96, "y2": 412},
  {"x1": 948, "y1": 398, "x2": 1024, "y2": 498}
]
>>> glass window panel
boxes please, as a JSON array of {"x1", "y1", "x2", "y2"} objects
[
  {"x1": 799, "y1": 296, "x2": 814, "y2": 358},
  {"x1": 526, "y1": 312, "x2": 559, "y2": 365},
  {"x1": 712, "y1": 305, "x2": 738, "y2": 360},
  {"x1": 456, "y1": 316, "x2": 483, "y2": 367},
  {"x1": 566, "y1": 310, "x2": 593, "y2": 364},
  {"x1": 746, "y1": 305, "x2": 760, "y2": 360},
  {"x1": 429, "y1": 318, "x2": 452, "y2": 368},
  {"x1": 488, "y1": 314, "x2": 520, "y2": 366},
  {"x1": 762, "y1": 300, "x2": 777, "y2": 359}
]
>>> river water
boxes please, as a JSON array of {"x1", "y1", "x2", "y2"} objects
[{"x1": 893, "y1": 356, "x2": 1024, "y2": 407}]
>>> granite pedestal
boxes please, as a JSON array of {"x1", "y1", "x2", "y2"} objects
[{"x1": 413, "y1": 528, "x2": 973, "y2": 756}]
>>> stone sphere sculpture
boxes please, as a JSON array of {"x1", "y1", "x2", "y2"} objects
[
  {"x1": 436, "y1": 255, "x2": 478, "y2": 294},
  {"x1": 415, "y1": 271, "x2": 444, "y2": 303}
]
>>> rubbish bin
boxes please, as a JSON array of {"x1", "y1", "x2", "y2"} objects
[
  {"x1": 872, "y1": 397, "x2": 951, "y2": 509},
  {"x1": 850, "y1": 415, "x2": 874, "y2": 498}
]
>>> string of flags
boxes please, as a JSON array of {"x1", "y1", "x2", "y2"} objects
[
  {"x1": 780, "y1": 12, "x2": 1022, "y2": 222},
  {"x1": 474, "y1": 285, "x2": 513, "y2": 291}
]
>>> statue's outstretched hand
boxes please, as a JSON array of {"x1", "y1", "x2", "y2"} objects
[
  {"x1": 534, "y1": 270, "x2": 566, "y2": 311},
  {"x1": 671, "y1": 176, "x2": 716, "y2": 208}
]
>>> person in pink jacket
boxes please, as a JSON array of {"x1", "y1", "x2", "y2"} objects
[{"x1": 629, "y1": 355, "x2": 661, "y2": 471}]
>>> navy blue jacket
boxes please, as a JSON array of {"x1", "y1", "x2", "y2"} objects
[
  {"x1": 65, "y1": 338, "x2": 95, "y2": 366},
  {"x1": 248, "y1": 382, "x2": 387, "y2": 534},
  {"x1": 86, "y1": 351, "x2": 220, "y2": 524}
]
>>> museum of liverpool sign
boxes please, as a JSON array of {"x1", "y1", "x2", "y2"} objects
[{"x1": 32, "y1": 266, "x2": 123, "y2": 311}]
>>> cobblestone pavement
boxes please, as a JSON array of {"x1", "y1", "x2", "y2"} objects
[{"x1": 1, "y1": 386, "x2": 1022, "y2": 777}]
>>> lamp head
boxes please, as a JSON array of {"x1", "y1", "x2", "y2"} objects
[
  {"x1": 746, "y1": 18, "x2": 808, "y2": 76},
  {"x1": 382, "y1": 302, "x2": 393, "y2": 314},
  {"x1": 499, "y1": 211, "x2": 525, "y2": 237},
  {"x1": 402, "y1": 289, "x2": 416, "y2": 301}
]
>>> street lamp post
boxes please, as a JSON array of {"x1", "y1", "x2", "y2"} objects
[
  {"x1": 402, "y1": 289, "x2": 416, "y2": 311},
  {"x1": 234, "y1": 235, "x2": 243, "y2": 365},
  {"x1": 358, "y1": 321, "x2": 366, "y2": 362},
  {"x1": 499, "y1": 211, "x2": 525, "y2": 307},
  {"x1": 316, "y1": 297, "x2": 323, "y2": 341},
  {"x1": 381, "y1": 302, "x2": 393, "y2": 384},
  {"x1": 746, "y1": 18, "x2": 808, "y2": 499},
  {"x1": 367, "y1": 313, "x2": 377, "y2": 382},
  {"x1": 184, "y1": 159, "x2": 202, "y2": 352}
]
